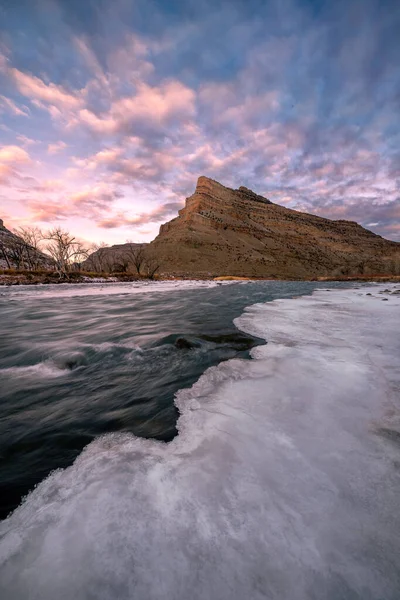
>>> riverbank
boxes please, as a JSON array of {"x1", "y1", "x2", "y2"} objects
[
  {"x1": 1, "y1": 269, "x2": 400, "y2": 286},
  {"x1": 0, "y1": 270, "x2": 142, "y2": 286}
]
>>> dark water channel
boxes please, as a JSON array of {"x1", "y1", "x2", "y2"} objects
[{"x1": 0, "y1": 280, "x2": 351, "y2": 518}]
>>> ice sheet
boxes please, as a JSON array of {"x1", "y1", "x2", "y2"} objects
[
  {"x1": 1, "y1": 279, "x2": 230, "y2": 300},
  {"x1": 0, "y1": 284, "x2": 399, "y2": 600}
]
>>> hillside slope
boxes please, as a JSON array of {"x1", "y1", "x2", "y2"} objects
[
  {"x1": 0, "y1": 220, "x2": 54, "y2": 270},
  {"x1": 83, "y1": 242, "x2": 148, "y2": 273},
  {"x1": 149, "y1": 177, "x2": 400, "y2": 278}
]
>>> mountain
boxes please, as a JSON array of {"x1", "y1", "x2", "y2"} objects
[
  {"x1": 82, "y1": 242, "x2": 148, "y2": 273},
  {"x1": 0, "y1": 219, "x2": 54, "y2": 270},
  {"x1": 148, "y1": 176, "x2": 400, "y2": 278}
]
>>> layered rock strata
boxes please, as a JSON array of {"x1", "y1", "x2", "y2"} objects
[{"x1": 149, "y1": 176, "x2": 400, "y2": 278}]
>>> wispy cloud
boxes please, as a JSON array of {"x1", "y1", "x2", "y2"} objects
[
  {"x1": 6, "y1": 68, "x2": 84, "y2": 112},
  {"x1": 0, "y1": 95, "x2": 30, "y2": 117}
]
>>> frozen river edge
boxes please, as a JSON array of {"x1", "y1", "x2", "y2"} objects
[{"x1": 1, "y1": 283, "x2": 400, "y2": 600}]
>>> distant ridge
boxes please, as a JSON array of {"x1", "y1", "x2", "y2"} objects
[{"x1": 148, "y1": 176, "x2": 400, "y2": 278}]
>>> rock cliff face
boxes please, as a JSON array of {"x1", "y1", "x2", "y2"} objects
[{"x1": 150, "y1": 176, "x2": 400, "y2": 278}]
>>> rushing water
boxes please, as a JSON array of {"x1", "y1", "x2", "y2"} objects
[{"x1": 0, "y1": 279, "x2": 348, "y2": 519}]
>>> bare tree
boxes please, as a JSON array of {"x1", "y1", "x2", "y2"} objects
[
  {"x1": 42, "y1": 227, "x2": 90, "y2": 276},
  {"x1": 0, "y1": 229, "x2": 30, "y2": 270},
  {"x1": 101, "y1": 252, "x2": 116, "y2": 274},
  {"x1": 6, "y1": 237, "x2": 29, "y2": 269},
  {"x1": 145, "y1": 256, "x2": 161, "y2": 280},
  {"x1": 86, "y1": 242, "x2": 110, "y2": 272},
  {"x1": 14, "y1": 226, "x2": 43, "y2": 250},
  {"x1": 109, "y1": 250, "x2": 128, "y2": 273},
  {"x1": 124, "y1": 243, "x2": 146, "y2": 275},
  {"x1": 13, "y1": 226, "x2": 45, "y2": 269},
  {"x1": 0, "y1": 237, "x2": 11, "y2": 269},
  {"x1": 72, "y1": 243, "x2": 91, "y2": 272},
  {"x1": 95, "y1": 244, "x2": 110, "y2": 272}
]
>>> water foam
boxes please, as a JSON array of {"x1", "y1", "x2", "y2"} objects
[
  {"x1": 0, "y1": 285, "x2": 399, "y2": 599},
  {"x1": 0, "y1": 361, "x2": 67, "y2": 378}
]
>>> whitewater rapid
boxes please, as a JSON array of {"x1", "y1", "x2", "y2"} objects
[{"x1": 0, "y1": 284, "x2": 399, "y2": 599}]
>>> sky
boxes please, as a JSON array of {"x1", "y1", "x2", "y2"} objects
[{"x1": 0, "y1": 0, "x2": 399, "y2": 244}]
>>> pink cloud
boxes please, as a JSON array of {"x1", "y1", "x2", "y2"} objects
[
  {"x1": 47, "y1": 141, "x2": 68, "y2": 154},
  {"x1": 0, "y1": 145, "x2": 31, "y2": 164},
  {"x1": 0, "y1": 94, "x2": 30, "y2": 117},
  {"x1": 74, "y1": 109, "x2": 116, "y2": 135},
  {"x1": 113, "y1": 81, "x2": 195, "y2": 123},
  {"x1": 26, "y1": 200, "x2": 68, "y2": 222},
  {"x1": 8, "y1": 69, "x2": 83, "y2": 111},
  {"x1": 2, "y1": 42, "x2": 196, "y2": 145},
  {"x1": 97, "y1": 201, "x2": 182, "y2": 229},
  {"x1": 30, "y1": 179, "x2": 64, "y2": 193},
  {"x1": 0, "y1": 164, "x2": 15, "y2": 184},
  {"x1": 74, "y1": 80, "x2": 196, "y2": 135},
  {"x1": 73, "y1": 147, "x2": 124, "y2": 169},
  {"x1": 25, "y1": 181, "x2": 124, "y2": 224},
  {"x1": 70, "y1": 183, "x2": 123, "y2": 210},
  {"x1": 74, "y1": 141, "x2": 179, "y2": 186},
  {"x1": 16, "y1": 135, "x2": 38, "y2": 146}
]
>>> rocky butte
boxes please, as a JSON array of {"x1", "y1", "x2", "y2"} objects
[{"x1": 148, "y1": 176, "x2": 400, "y2": 278}]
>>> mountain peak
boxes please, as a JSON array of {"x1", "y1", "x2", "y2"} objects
[
  {"x1": 151, "y1": 176, "x2": 400, "y2": 278},
  {"x1": 194, "y1": 176, "x2": 272, "y2": 205},
  {"x1": 195, "y1": 176, "x2": 227, "y2": 193}
]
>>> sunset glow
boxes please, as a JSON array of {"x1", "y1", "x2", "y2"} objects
[{"x1": 0, "y1": 0, "x2": 399, "y2": 243}]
